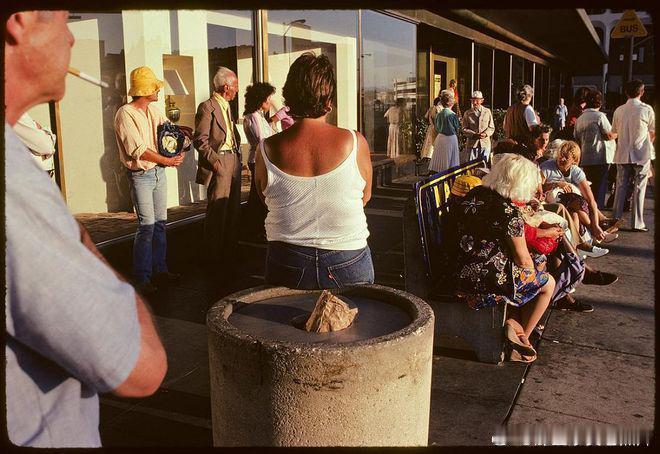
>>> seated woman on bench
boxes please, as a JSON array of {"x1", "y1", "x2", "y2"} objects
[{"x1": 449, "y1": 153, "x2": 556, "y2": 362}]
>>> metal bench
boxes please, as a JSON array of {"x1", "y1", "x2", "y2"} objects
[{"x1": 403, "y1": 159, "x2": 508, "y2": 364}]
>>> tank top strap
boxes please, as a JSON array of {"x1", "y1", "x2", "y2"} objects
[{"x1": 347, "y1": 128, "x2": 358, "y2": 160}]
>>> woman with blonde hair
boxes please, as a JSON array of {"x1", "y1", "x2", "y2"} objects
[
  {"x1": 450, "y1": 154, "x2": 555, "y2": 362},
  {"x1": 540, "y1": 141, "x2": 618, "y2": 253}
]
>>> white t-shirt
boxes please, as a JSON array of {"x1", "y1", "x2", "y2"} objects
[
  {"x1": 612, "y1": 98, "x2": 655, "y2": 165},
  {"x1": 524, "y1": 105, "x2": 538, "y2": 128}
]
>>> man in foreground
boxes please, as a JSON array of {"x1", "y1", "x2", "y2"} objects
[{"x1": 5, "y1": 10, "x2": 167, "y2": 447}]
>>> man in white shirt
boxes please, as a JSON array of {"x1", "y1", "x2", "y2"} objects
[
  {"x1": 13, "y1": 111, "x2": 57, "y2": 177},
  {"x1": 611, "y1": 80, "x2": 656, "y2": 232}
]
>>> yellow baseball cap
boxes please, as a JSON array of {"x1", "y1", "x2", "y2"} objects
[
  {"x1": 450, "y1": 175, "x2": 482, "y2": 197},
  {"x1": 128, "y1": 66, "x2": 164, "y2": 97}
]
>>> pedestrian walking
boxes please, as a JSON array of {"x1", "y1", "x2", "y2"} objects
[
  {"x1": 563, "y1": 86, "x2": 590, "y2": 140},
  {"x1": 503, "y1": 84, "x2": 539, "y2": 141},
  {"x1": 254, "y1": 52, "x2": 374, "y2": 289},
  {"x1": 611, "y1": 80, "x2": 656, "y2": 232},
  {"x1": 461, "y1": 90, "x2": 495, "y2": 165},
  {"x1": 114, "y1": 66, "x2": 185, "y2": 294},
  {"x1": 430, "y1": 89, "x2": 461, "y2": 173},
  {"x1": 194, "y1": 66, "x2": 243, "y2": 271},
  {"x1": 573, "y1": 89, "x2": 617, "y2": 209},
  {"x1": 5, "y1": 10, "x2": 166, "y2": 447},
  {"x1": 553, "y1": 97, "x2": 568, "y2": 131}
]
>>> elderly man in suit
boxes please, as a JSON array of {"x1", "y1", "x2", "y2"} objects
[
  {"x1": 461, "y1": 90, "x2": 495, "y2": 165},
  {"x1": 194, "y1": 67, "x2": 242, "y2": 269}
]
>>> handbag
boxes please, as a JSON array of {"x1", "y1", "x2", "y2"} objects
[
  {"x1": 525, "y1": 222, "x2": 561, "y2": 255},
  {"x1": 157, "y1": 122, "x2": 185, "y2": 157}
]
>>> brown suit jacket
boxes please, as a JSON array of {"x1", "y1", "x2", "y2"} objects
[{"x1": 193, "y1": 97, "x2": 241, "y2": 186}]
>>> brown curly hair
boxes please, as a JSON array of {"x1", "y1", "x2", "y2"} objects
[{"x1": 282, "y1": 52, "x2": 336, "y2": 119}]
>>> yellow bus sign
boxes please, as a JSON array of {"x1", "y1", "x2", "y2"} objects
[{"x1": 611, "y1": 10, "x2": 648, "y2": 38}]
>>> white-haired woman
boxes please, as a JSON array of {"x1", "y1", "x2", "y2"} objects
[
  {"x1": 451, "y1": 154, "x2": 555, "y2": 362},
  {"x1": 429, "y1": 89, "x2": 461, "y2": 173}
]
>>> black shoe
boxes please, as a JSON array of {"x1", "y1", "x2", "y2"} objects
[
  {"x1": 582, "y1": 270, "x2": 618, "y2": 286},
  {"x1": 631, "y1": 227, "x2": 649, "y2": 232},
  {"x1": 136, "y1": 281, "x2": 158, "y2": 296},
  {"x1": 555, "y1": 295, "x2": 594, "y2": 313},
  {"x1": 152, "y1": 272, "x2": 181, "y2": 286}
]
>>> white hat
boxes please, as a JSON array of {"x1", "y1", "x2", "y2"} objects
[{"x1": 471, "y1": 90, "x2": 484, "y2": 99}]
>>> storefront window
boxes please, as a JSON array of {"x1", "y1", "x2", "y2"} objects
[
  {"x1": 207, "y1": 11, "x2": 255, "y2": 127},
  {"x1": 511, "y1": 56, "x2": 524, "y2": 101},
  {"x1": 361, "y1": 10, "x2": 416, "y2": 156},
  {"x1": 61, "y1": 11, "x2": 255, "y2": 215},
  {"x1": 266, "y1": 10, "x2": 358, "y2": 130},
  {"x1": 523, "y1": 59, "x2": 534, "y2": 86},
  {"x1": 493, "y1": 50, "x2": 510, "y2": 109},
  {"x1": 474, "y1": 45, "x2": 494, "y2": 108}
]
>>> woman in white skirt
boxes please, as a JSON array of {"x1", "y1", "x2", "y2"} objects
[
  {"x1": 384, "y1": 98, "x2": 405, "y2": 158},
  {"x1": 430, "y1": 89, "x2": 461, "y2": 173},
  {"x1": 420, "y1": 96, "x2": 442, "y2": 160}
]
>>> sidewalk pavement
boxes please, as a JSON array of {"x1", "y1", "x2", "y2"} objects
[{"x1": 95, "y1": 188, "x2": 655, "y2": 447}]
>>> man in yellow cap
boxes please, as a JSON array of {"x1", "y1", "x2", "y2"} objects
[
  {"x1": 194, "y1": 66, "x2": 242, "y2": 274},
  {"x1": 5, "y1": 12, "x2": 166, "y2": 447},
  {"x1": 114, "y1": 65, "x2": 185, "y2": 294}
]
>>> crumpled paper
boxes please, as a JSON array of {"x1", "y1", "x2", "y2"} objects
[{"x1": 304, "y1": 290, "x2": 358, "y2": 333}]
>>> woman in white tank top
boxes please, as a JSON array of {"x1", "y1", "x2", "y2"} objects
[{"x1": 254, "y1": 52, "x2": 375, "y2": 289}]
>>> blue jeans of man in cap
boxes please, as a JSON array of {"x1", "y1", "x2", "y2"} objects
[{"x1": 128, "y1": 167, "x2": 169, "y2": 284}]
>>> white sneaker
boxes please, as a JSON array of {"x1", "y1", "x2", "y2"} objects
[{"x1": 581, "y1": 245, "x2": 609, "y2": 258}]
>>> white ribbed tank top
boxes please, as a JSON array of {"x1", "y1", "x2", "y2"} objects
[{"x1": 261, "y1": 129, "x2": 370, "y2": 250}]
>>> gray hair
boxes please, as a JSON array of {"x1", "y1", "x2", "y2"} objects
[
  {"x1": 482, "y1": 153, "x2": 541, "y2": 202},
  {"x1": 439, "y1": 89, "x2": 454, "y2": 107},
  {"x1": 516, "y1": 84, "x2": 534, "y2": 102},
  {"x1": 212, "y1": 66, "x2": 236, "y2": 92}
]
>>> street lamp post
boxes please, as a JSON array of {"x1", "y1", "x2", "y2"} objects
[{"x1": 283, "y1": 19, "x2": 306, "y2": 66}]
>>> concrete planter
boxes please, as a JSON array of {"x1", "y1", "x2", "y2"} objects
[{"x1": 207, "y1": 284, "x2": 434, "y2": 447}]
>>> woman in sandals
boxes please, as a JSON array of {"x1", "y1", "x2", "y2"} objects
[
  {"x1": 450, "y1": 153, "x2": 556, "y2": 362},
  {"x1": 254, "y1": 52, "x2": 374, "y2": 289}
]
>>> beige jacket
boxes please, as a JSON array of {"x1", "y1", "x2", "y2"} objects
[
  {"x1": 193, "y1": 97, "x2": 241, "y2": 186},
  {"x1": 462, "y1": 106, "x2": 495, "y2": 150}
]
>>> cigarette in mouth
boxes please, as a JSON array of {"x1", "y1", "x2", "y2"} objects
[{"x1": 67, "y1": 67, "x2": 109, "y2": 88}]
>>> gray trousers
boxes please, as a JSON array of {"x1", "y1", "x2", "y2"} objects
[
  {"x1": 204, "y1": 152, "x2": 242, "y2": 264},
  {"x1": 613, "y1": 161, "x2": 651, "y2": 229}
]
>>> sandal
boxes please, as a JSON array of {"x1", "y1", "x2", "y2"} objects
[
  {"x1": 504, "y1": 320, "x2": 537, "y2": 357},
  {"x1": 507, "y1": 347, "x2": 537, "y2": 363}
]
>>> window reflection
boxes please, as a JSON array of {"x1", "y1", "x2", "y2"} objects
[
  {"x1": 266, "y1": 10, "x2": 358, "y2": 130},
  {"x1": 361, "y1": 11, "x2": 416, "y2": 157}
]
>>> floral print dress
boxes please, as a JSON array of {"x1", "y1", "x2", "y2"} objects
[{"x1": 451, "y1": 186, "x2": 549, "y2": 309}]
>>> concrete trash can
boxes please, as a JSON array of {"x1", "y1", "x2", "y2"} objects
[{"x1": 207, "y1": 284, "x2": 434, "y2": 447}]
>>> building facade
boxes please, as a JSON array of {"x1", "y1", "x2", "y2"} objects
[{"x1": 24, "y1": 9, "x2": 604, "y2": 216}]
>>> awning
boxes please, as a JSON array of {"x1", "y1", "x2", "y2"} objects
[{"x1": 431, "y1": 9, "x2": 608, "y2": 69}]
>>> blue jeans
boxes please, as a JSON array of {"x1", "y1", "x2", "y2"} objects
[
  {"x1": 128, "y1": 167, "x2": 168, "y2": 284},
  {"x1": 265, "y1": 241, "x2": 375, "y2": 290}
]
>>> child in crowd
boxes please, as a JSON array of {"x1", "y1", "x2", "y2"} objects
[{"x1": 540, "y1": 141, "x2": 619, "y2": 256}]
